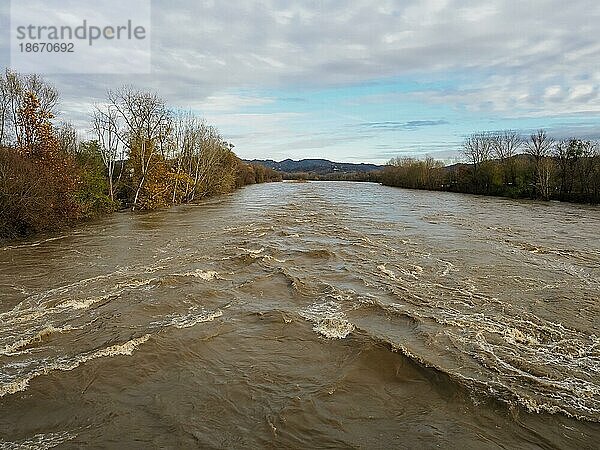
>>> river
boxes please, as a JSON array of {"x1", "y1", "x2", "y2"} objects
[{"x1": 1, "y1": 181, "x2": 599, "y2": 448}]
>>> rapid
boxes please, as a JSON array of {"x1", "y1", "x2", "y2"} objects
[{"x1": 1, "y1": 181, "x2": 599, "y2": 448}]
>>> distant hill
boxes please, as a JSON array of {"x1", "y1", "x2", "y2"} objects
[{"x1": 245, "y1": 158, "x2": 383, "y2": 174}]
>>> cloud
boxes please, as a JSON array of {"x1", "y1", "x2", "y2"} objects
[
  {"x1": 1, "y1": 0, "x2": 591, "y2": 110},
  {"x1": 180, "y1": 94, "x2": 275, "y2": 113},
  {"x1": 0, "y1": 0, "x2": 598, "y2": 162},
  {"x1": 358, "y1": 120, "x2": 449, "y2": 130},
  {"x1": 407, "y1": 74, "x2": 600, "y2": 117}
]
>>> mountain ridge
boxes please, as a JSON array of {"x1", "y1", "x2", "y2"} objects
[{"x1": 245, "y1": 158, "x2": 384, "y2": 174}]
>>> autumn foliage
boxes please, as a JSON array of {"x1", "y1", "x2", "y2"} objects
[
  {"x1": 0, "y1": 70, "x2": 280, "y2": 239},
  {"x1": 1, "y1": 91, "x2": 81, "y2": 236}
]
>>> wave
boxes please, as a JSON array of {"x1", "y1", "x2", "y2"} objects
[
  {"x1": 1, "y1": 235, "x2": 69, "y2": 251},
  {"x1": 299, "y1": 299, "x2": 355, "y2": 339},
  {"x1": 0, "y1": 430, "x2": 76, "y2": 450},
  {"x1": 151, "y1": 308, "x2": 223, "y2": 329},
  {"x1": 58, "y1": 293, "x2": 120, "y2": 310},
  {"x1": 274, "y1": 268, "x2": 318, "y2": 297},
  {"x1": 0, "y1": 324, "x2": 76, "y2": 356},
  {"x1": 352, "y1": 296, "x2": 600, "y2": 422},
  {"x1": 2, "y1": 271, "x2": 126, "y2": 313},
  {"x1": 293, "y1": 248, "x2": 337, "y2": 259},
  {"x1": 0, "y1": 334, "x2": 151, "y2": 398},
  {"x1": 377, "y1": 263, "x2": 423, "y2": 282},
  {"x1": 171, "y1": 269, "x2": 219, "y2": 281},
  {"x1": 311, "y1": 318, "x2": 355, "y2": 339}
]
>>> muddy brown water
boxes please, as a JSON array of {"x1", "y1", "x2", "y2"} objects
[{"x1": 1, "y1": 181, "x2": 599, "y2": 449}]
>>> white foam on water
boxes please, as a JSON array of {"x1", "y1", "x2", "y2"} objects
[
  {"x1": 0, "y1": 272, "x2": 124, "y2": 316},
  {"x1": 438, "y1": 261, "x2": 456, "y2": 276},
  {"x1": 0, "y1": 430, "x2": 76, "y2": 450},
  {"x1": 59, "y1": 293, "x2": 118, "y2": 310},
  {"x1": 0, "y1": 334, "x2": 151, "y2": 398},
  {"x1": 1, "y1": 310, "x2": 46, "y2": 326},
  {"x1": 0, "y1": 325, "x2": 76, "y2": 356},
  {"x1": 300, "y1": 300, "x2": 355, "y2": 339},
  {"x1": 173, "y1": 269, "x2": 219, "y2": 280},
  {"x1": 260, "y1": 255, "x2": 286, "y2": 263},
  {"x1": 503, "y1": 327, "x2": 540, "y2": 346},
  {"x1": 170, "y1": 309, "x2": 223, "y2": 329},
  {"x1": 312, "y1": 318, "x2": 355, "y2": 339},
  {"x1": 114, "y1": 278, "x2": 157, "y2": 289},
  {"x1": 0, "y1": 377, "x2": 32, "y2": 397},
  {"x1": 237, "y1": 247, "x2": 265, "y2": 255},
  {"x1": 93, "y1": 334, "x2": 151, "y2": 358},
  {"x1": 1, "y1": 235, "x2": 68, "y2": 251},
  {"x1": 377, "y1": 264, "x2": 397, "y2": 280},
  {"x1": 149, "y1": 307, "x2": 223, "y2": 330}
]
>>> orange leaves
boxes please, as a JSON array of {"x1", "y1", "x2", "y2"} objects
[
  {"x1": 2, "y1": 91, "x2": 83, "y2": 232},
  {"x1": 16, "y1": 92, "x2": 59, "y2": 160}
]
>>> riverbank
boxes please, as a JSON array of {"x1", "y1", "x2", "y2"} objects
[
  {"x1": 380, "y1": 178, "x2": 600, "y2": 205},
  {"x1": 379, "y1": 138, "x2": 599, "y2": 205},
  {"x1": 0, "y1": 174, "x2": 281, "y2": 244},
  {"x1": 279, "y1": 171, "x2": 600, "y2": 206},
  {"x1": 254, "y1": 133, "x2": 599, "y2": 205},
  {"x1": 0, "y1": 70, "x2": 282, "y2": 240}
]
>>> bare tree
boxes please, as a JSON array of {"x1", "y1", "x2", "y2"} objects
[
  {"x1": 0, "y1": 75, "x2": 8, "y2": 146},
  {"x1": 537, "y1": 157, "x2": 555, "y2": 200},
  {"x1": 492, "y1": 130, "x2": 522, "y2": 186},
  {"x1": 195, "y1": 127, "x2": 236, "y2": 198},
  {"x1": 526, "y1": 129, "x2": 554, "y2": 161},
  {"x1": 554, "y1": 139, "x2": 584, "y2": 197},
  {"x1": 92, "y1": 105, "x2": 122, "y2": 201},
  {"x1": 23, "y1": 73, "x2": 59, "y2": 114},
  {"x1": 168, "y1": 111, "x2": 203, "y2": 203},
  {"x1": 463, "y1": 132, "x2": 493, "y2": 168},
  {"x1": 56, "y1": 122, "x2": 79, "y2": 155},
  {"x1": 578, "y1": 140, "x2": 598, "y2": 195},
  {"x1": 554, "y1": 140, "x2": 572, "y2": 197},
  {"x1": 526, "y1": 129, "x2": 555, "y2": 197},
  {"x1": 106, "y1": 87, "x2": 170, "y2": 144},
  {"x1": 105, "y1": 87, "x2": 171, "y2": 209},
  {"x1": 493, "y1": 130, "x2": 522, "y2": 160},
  {"x1": 593, "y1": 141, "x2": 600, "y2": 200},
  {"x1": 462, "y1": 132, "x2": 494, "y2": 192}
]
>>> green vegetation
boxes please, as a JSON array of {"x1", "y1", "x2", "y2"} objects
[
  {"x1": 380, "y1": 130, "x2": 600, "y2": 204},
  {"x1": 0, "y1": 69, "x2": 280, "y2": 239}
]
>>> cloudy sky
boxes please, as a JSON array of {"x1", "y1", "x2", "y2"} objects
[{"x1": 1, "y1": 0, "x2": 599, "y2": 163}]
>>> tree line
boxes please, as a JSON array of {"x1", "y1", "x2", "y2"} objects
[
  {"x1": 380, "y1": 130, "x2": 600, "y2": 204},
  {"x1": 283, "y1": 171, "x2": 379, "y2": 182},
  {"x1": 0, "y1": 69, "x2": 280, "y2": 238}
]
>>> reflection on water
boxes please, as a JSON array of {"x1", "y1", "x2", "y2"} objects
[{"x1": 1, "y1": 181, "x2": 599, "y2": 448}]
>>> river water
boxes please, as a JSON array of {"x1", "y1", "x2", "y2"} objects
[{"x1": 0, "y1": 181, "x2": 599, "y2": 448}]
